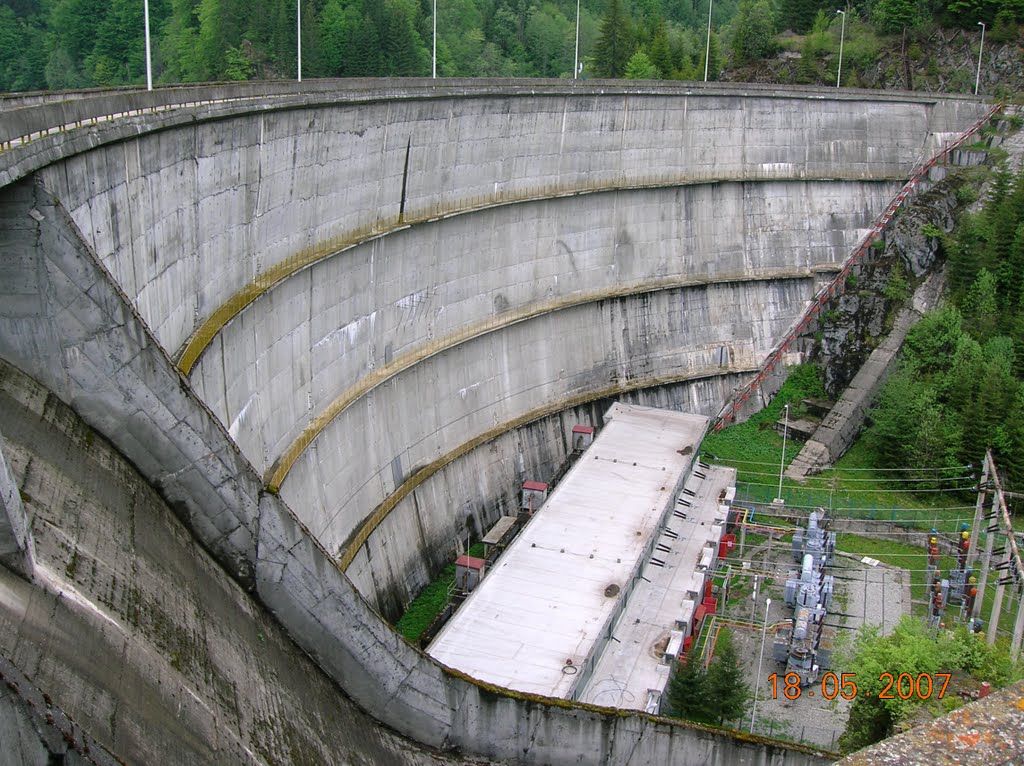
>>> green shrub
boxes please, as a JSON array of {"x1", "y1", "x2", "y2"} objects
[
  {"x1": 883, "y1": 269, "x2": 909, "y2": 302},
  {"x1": 956, "y1": 185, "x2": 979, "y2": 205}
]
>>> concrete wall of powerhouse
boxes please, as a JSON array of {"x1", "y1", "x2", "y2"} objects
[{"x1": 0, "y1": 82, "x2": 991, "y2": 765}]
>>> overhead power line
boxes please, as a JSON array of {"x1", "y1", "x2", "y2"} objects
[
  {"x1": 706, "y1": 457, "x2": 971, "y2": 473},
  {"x1": 739, "y1": 480, "x2": 974, "y2": 494},
  {"x1": 730, "y1": 468, "x2": 975, "y2": 483}
]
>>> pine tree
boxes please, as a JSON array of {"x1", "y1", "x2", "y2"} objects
[
  {"x1": 1002, "y1": 388, "x2": 1024, "y2": 487},
  {"x1": 866, "y1": 366, "x2": 930, "y2": 467},
  {"x1": 383, "y1": 0, "x2": 426, "y2": 77},
  {"x1": 779, "y1": 0, "x2": 820, "y2": 34},
  {"x1": 347, "y1": 9, "x2": 384, "y2": 76},
  {"x1": 1009, "y1": 313, "x2": 1024, "y2": 381},
  {"x1": 961, "y1": 356, "x2": 1018, "y2": 464},
  {"x1": 1004, "y1": 224, "x2": 1024, "y2": 313},
  {"x1": 649, "y1": 24, "x2": 673, "y2": 76},
  {"x1": 985, "y1": 163, "x2": 1014, "y2": 223},
  {"x1": 593, "y1": 0, "x2": 633, "y2": 78},
  {"x1": 665, "y1": 653, "x2": 711, "y2": 722},
  {"x1": 625, "y1": 49, "x2": 660, "y2": 79},
  {"x1": 731, "y1": 0, "x2": 776, "y2": 64},
  {"x1": 703, "y1": 628, "x2": 751, "y2": 724},
  {"x1": 962, "y1": 268, "x2": 999, "y2": 341},
  {"x1": 937, "y1": 334, "x2": 982, "y2": 409}
]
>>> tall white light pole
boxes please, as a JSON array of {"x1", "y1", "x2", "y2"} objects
[
  {"x1": 835, "y1": 9, "x2": 845, "y2": 88},
  {"x1": 574, "y1": 0, "x2": 581, "y2": 80},
  {"x1": 144, "y1": 0, "x2": 152, "y2": 90},
  {"x1": 297, "y1": 0, "x2": 302, "y2": 82},
  {"x1": 432, "y1": 0, "x2": 437, "y2": 78},
  {"x1": 776, "y1": 404, "x2": 789, "y2": 502},
  {"x1": 704, "y1": 0, "x2": 713, "y2": 82},
  {"x1": 750, "y1": 597, "x2": 772, "y2": 732},
  {"x1": 975, "y1": 21, "x2": 985, "y2": 96}
]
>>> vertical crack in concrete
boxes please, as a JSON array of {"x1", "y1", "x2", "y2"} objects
[{"x1": 399, "y1": 137, "x2": 411, "y2": 224}]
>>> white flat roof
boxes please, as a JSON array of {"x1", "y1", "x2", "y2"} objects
[
  {"x1": 581, "y1": 464, "x2": 737, "y2": 710},
  {"x1": 428, "y1": 403, "x2": 709, "y2": 698}
]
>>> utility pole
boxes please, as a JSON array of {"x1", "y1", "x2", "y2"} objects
[
  {"x1": 975, "y1": 487, "x2": 997, "y2": 625},
  {"x1": 144, "y1": 0, "x2": 153, "y2": 90},
  {"x1": 703, "y1": 0, "x2": 713, "y2": 82},
  {"x1": 574, "y1": 0, "x2": 581, "y2": 80},
  {"x1": 835, "y1": 9, "x2": 845, "y2": 88},
  {"x1": 975, "y1": 21, "x2": 985, "y2": 96},
  {"x1": 1011, "y1": 585, "x2": 1024, "y2": 657},
  {"x1": 989, "y1": 547, "x2": 1011, "y2": 646},
  {"x1": 966, "y1": 456, "x2": 990, "y2": 572},
  {"x1": 988, "y1": 457, "x2": 1024, "y2": 655}
]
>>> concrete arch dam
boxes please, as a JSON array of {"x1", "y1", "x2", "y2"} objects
[{"x1": 0, "y1": 81, "x2": 987, "y2": 765}]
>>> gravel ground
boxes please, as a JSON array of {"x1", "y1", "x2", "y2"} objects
[{"x1": 718, "y1": 541, "x2": 911, "y2": 751}]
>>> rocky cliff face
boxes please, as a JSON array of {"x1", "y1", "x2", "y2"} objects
[
  {"x1": 725, "y1": 26, "x2": 1022, "y2": 96},
  {"x1": 811, "y1": 158, "x2": 989, "y2": 397}
]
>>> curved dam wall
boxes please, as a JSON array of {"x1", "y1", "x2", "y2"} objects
[
  {"x1": 188, "y1": 179, "x2": 895, "y2": 611},
  {"x1": 31, "y1": 88, "x2": 974, "y2": 361},
  {"x1": 0, "y1": 81, "x2": 991, "y2": 766},
  {"x1": 25, "y1": 84, "x2": 982, "y2": 615}
]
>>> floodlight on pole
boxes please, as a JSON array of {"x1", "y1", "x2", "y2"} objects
[
  {"x1": 704, "y1": 0, "x2": 713, "y2": 82},
  {"x1": 574, "y1": 0, "x2": 581, "y2": 80},
  {"x1": 750, "y1": 596, "x2": 772, "y2": 732},
  {"x1": 835, "y1": 10, "x2": 845, "y2": 88},
  {"x1": 297, "y1": 0, "x2": 302, "y2": 82},
  {"x1": 776, "y1": 404, "x2": 789, "y2": 503},
  {"x1": 432, "y1": 0, "x2": 438, "y2": 78},
  {"x1": 144, "y1": 0, "x2": 152, "y2": 90},
  {"x1": 975, "y1": 21, "x2": 985, "y2": 96}
]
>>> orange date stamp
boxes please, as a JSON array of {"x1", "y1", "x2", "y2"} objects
[{"x1": 768, "y1": 672, "x2": 951, "y2": 701}]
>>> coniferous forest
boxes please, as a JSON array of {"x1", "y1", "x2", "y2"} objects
[
  {"x1": 865, "y1": 154, "x2": 1024, "y2": 489},
  {"x1": 0, "y1": 0, "x2": 1021, "y2": 93}
]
